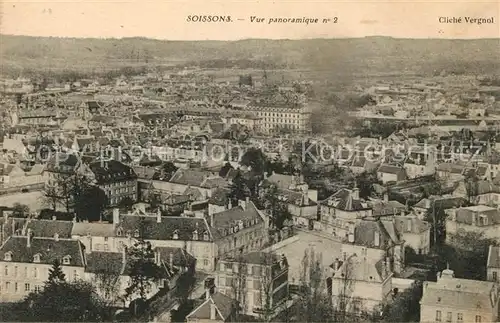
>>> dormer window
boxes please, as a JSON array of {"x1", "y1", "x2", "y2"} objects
[
  {"x1": 192, "y1": 230, "x2": 199, "y2": 240},
  {"x1": 203, "y1": 231, "x2": 210, "y2": 241},
  {"x1": 62, "y1": 255, "x2": 71, "y2": 265},
  {"x1": 33, "y1": 253, "x2": 41, "y2": 263},
  {"x1": 173, "y1": 229, "x2": 179, "y2": 240},
  {"x1": 134, "y1": 229, "x2": 140, "y2": 238},
  {"x1": 117, "y1": 228, "x2": 123, "y2": 236},
  {"x1": 4, "y1": 252, "x2": 12, "y2": 261}
]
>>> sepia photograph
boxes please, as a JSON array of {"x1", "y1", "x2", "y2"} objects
[{"x1": 0, "y1": 0, "x2": 499, "y2": 322}]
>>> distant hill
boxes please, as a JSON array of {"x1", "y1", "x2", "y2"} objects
[{"x1": 1, "y1": 35, "x2": 499, "y2": 76}]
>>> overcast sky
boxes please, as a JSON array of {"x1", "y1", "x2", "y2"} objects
[{"x1": 1, "y1": 0, "x2": 499, "y2": 40}]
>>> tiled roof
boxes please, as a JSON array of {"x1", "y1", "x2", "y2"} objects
[
  {"x1": 211, "y1": 201, "x2": 263, "y2": 239},
  {"x1": 26, "y1": 219, "x2": 74, "y2": 239},
  {"x1": 208, "y1": 188, "x2": 230, "y2": 207},
  {"x1": 453, "y1": 206, "x2": 500, "y2": 226},
  {"x1": 421, "y1": 272, "x2": 498, "y2": 311},
  {"x1": 187, "y1": 292, "x2": 238, "y2": 321},
  {"x1": 370, "y1": 200, "x2": 406, "y2": 217},
  {"x1": 154, "y1": 246, "x2": 196, "y2": 268},
  {"x1": 391, "y1": 216, "x2": 431, "y2": 234},
  {"x1": 352, "y1": 219, "x2": 396, "y2": 249},
  {"x1": 0, "y1": 236, "x2": 85, "y2": 267},
  {"x1": 333, "y1": 254, "x2": 391, "y2": 283},
  {"x1": 71, "y1": 222, "x2": 115, "y2": 237},
  {"x1": 378, "y1": 164, "x2": 406, "y2": 175},
  {"x1": 322, "y1": 188, "x2": 371, "y2": 212},
  {"x1": 85, "y1": 251, "x2": 123, "y2": 274},
  {"x1": 169, "y1": 169, "x2": 213, "y2": 187},
  {"x1": 88, "y1": 160, "x2": 137, "y2": 184},
  {"x1": 413, "y1": 196, "x2": 467, "y2": 210},
  {"x1": 116, "y1": 214, "x2": 212, "y2": 242}
]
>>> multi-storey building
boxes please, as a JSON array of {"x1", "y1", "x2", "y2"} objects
[
  {"x1": 420, "y1": 268, "x2": 499, "y2": 323},
  {"x1": 215, "y1": 252, "x2": 289, "y2": 318},
  {"x1": 88, "y1": 160, "x2": 138, "y2": 207},
  {"x1": 0, "y1": 233, "x2": 86, "y2": 302},
  {"x1": 445, "y1": 205, "x2": 500, "y2": 243}
]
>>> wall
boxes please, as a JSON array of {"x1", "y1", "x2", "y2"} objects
[
  {"x1": 420, "y1": 304, "x2": 497, "y2": 323},
  {"x1": 446, "y1": 221, "x2": 500, "y2": 242},
  {"x1": 0, "y1": 262, "x2": 85, "y2": 302},
  {"x1": 402, "y1": 231, "x2": 430, "y2": 254}
]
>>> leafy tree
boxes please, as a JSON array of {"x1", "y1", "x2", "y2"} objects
[
  {"x1": 437, "y1": 231, "x2": 498, "y2": 280},
  {"x1": 46, "y1": 259, "x2": 66, "y2": 285},
  {"x1": 161, "y1": 161, "x2": 178, "y2": 180},
  {"x1": 260, "y1": 184, "x2": 293, "y2": 231},
  {"x1": 228, "y1": 171, "x2": 250, "y2": 206},
  {"x1": 11, "y1": 203, "x2": 30, "y2": 218},
  {"x1": 355, "y1": 170, "x2": 380, "y2": 200},
  {"x1": 240, "y1": 148, "x2": 267, "y2": 175},
  {"x1": 74, "y1": 186, "x2": 108, "y2": 222},
  {"x1": 125, "y1": 218, "x2": 164, "y2": 301},
  {"x1": 378, "y1": 281, "x2": 422, "y2": 322},
  {"x1": 18, "y1": 280, "x2": 112, "y2": 322},
  {"x1": 118, "y1": 196, "x2": 136, "y2": 210}
]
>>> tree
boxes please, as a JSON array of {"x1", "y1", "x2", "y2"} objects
[
  {"x1": 11, "y1": 203, "x2": 30, "y2": 218},
  {"x1": 260, "y1": 184, "x2": 292, "y2": 231},
  {"x1": 46, "y1": 259, "x2": 66, "y2": 285},
  {"x1": 125, "y1": 218, "x2": 164, "y2": 301},
  {"x1": 161, "y1": 161, "x2": 178, "y2": 180},
  {"x1": 42, "y1": 184, "x2": 60, "y2": 211},
  {"x1": 241, "y1": 148, "x2": 267, "y2": 175},
  {"x1": 230, "y1": 253, "x2": 248, "y2": 319},
  {"x1": 18, "y1": 280, "x2": 112, "y2": 322},
  {"x1": 228, "y1": 171, "x2": 250, "y2": 206},
  {"x1": 74, "y1": 186, "x2": 108, "y2": 222},
  {"x1": 118, "y1": 196, "x2": 136, "y2": 210},
  {"x1": 355, "y1": 170, "x2": 380, "y2": 200},
  {"x1": 378, "y1": 281, "x2": 422, "y2": 322},
  {"x1": 94, "y1": 266, "x2": 122, "y2": 308},
  {"x1": 437, "y1": 231, "x2": 498, "y2": 280}
]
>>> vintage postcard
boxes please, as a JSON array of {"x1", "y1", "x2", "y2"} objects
[{"x1": 0, "y1": 0, "x2": 499, "y2": 322}]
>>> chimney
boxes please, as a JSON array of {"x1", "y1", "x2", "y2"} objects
[
  {"x1": 157, "y1": 208, "x2": 162, "y2": 223},
  {"x1": 333, "y1": 258, "x2": 340, "y2": 271},
  {"x1": 400, "y1": 209, "x2": 405, "y2": 217},
  {"x1": 472, "y1": 212, "x2": 477, "y2": 226},
  {"x1": 54, "y1": 233, "x2": 59, "y2": 241},
  {"x1": 383, "y1": 192, "x2": 389, "y2": 202},
  {"x1": 348, "y1": 232, "x2": 354, "y2": 243},
  {"x1": 52, "y1": 215, "x2": 57, "y2": 221},
  {"x1": 424, "y1": 199, "x2": 431, "y2": 209},
  {"x1": 155, "y1": 249, "x2": 161, "y2": 266},
  {"x1": 264, "y1": 172, "x2": 268, "y2": 179},
  {"x1": 27, "y1": 228, "x2": 32, "y2": 248},
  {"x1": 407, "y1": 219, "x2": 412, "y2": 232},
  {"x1": 385, "y1": 257, "x2": 391, "y2": 273},
  {"x1": 86, "y1": 234, "x2": 92, "y2": 254},
  {"x1": 352, "y1": 188, "x2": 359, "y2": 200},
  {"x1": 113, "y1": 208, "x2": 120, "y2": 227},
  {"x1": 169, "y1": 252, "x2": 174, "y2": 269},
  {"x1": 121, "y1": 246, "x2": 127, "y2": 274},
  {"x1": 11, "y1": 219, "x2": 16, "y2": 236},
  {"x1": 228, "y1": 200, "x2": 232, "y2": 209},
  {"x1": 205, "y1": 287, "x2": 211, "y2": 300},
  {"x1": 210, "y1": 303, "x2": 217, "y2": 320},
  {"x1": 374, "y1": 231, "x2": 380, "y2": 247},
  {"x1": 209, "y1": 213, "x2": 214, "y2": 227}
]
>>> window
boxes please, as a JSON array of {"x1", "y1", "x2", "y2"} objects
[
  {"x1": 34, "y1": 285, "x2": 42, "y2": 293},
  {"x1": 73, "y1": 270, "x2": 78, "y2": 280},
  {"x1": 4, "y1": 252, "x2": 12, "y2": 261},
  {"x1": 14, "y1": 266, "x2": 18, "y2": 277},
  {"x1": 4, "y1": 265, "x2": 8, "y2": 276},
  {"x1": 436, "y1": 310, "x2": 442, "y2": 322},
  {"x1": 14, "y1": 282, "x2": 18, "y2": 293},
  {"x1": 33, "y1": 254, "x2": 41, "y2": 263},
  {"x1": 475, "y1": 315, "x2": 481, "y2": 322},
  {"x1": 446, "y1": 312, "x2": 452, "y2": 322},
  {"x1": 220, "y1": 263, "x2": 225, "y2": 271},
  {"x1": 24, "y1": 267, "x2": 28, "y2": 278},
  {"x1": 219, "y1": 276, "x2": 226, "y2": 287},
  {"x1": 203, "y1": 259, "x2": 209, "y2": 266},
  {"x1": 5, "y1": 282, "x2": 10, "y2": 291},
  {"x1": 33, "y1": 267, "x2": 38, "y2": 278},
  {"x1": 457, "y1": 313, "x2": 463, "y2": 322},
  {"x1": 134, "y1": 230, "x2": 140, "y2": 238},
  {"x1": 24, "y1": 283, "x2": 30, "y2": 292},
  {"x1": 493, "y1": 271, "x2": 498, "y2": 282},
  {"x1": 62, "y1": 256, "x2": 71, "y2": 265}
]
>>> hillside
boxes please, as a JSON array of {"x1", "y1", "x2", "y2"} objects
[{"x1": 1, "y1": 35, "x2": 499, "y2": 76}]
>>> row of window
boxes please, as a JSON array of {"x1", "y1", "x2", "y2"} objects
[
  {"x1": 218, "y1": 276, "x2": 262, "y2": 290},
  {"x1": 105, "y1": 186, "x2": 135, "y2": 195},
  {"x1": 0, "y1": 282, "x2": 41, "y2": 294},
  {"x1": 436, "y1": 310, "x2": 481, "y2": 322},
  {"x1": 102, "y1": 180, "x2": 135, "y2": 189},
  {"x1": 257, "y1": 112, "x2": 302, "y2": 118},
  {"x1": 4, "y1": 254, "x2": 72, "y2": 265}
]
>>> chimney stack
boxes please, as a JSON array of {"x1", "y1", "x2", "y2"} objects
[
  {"x1": 374, "y1": 231, "x2": 380, "y2": 247},
  {"x1": 383, "y1": 192, "x2": 389, "y2": 202},
  {"x1": 52, "y1": 215, "x2": 57, "y2": 221},
  {"x1": 121, "y1": 246, "x2": 127, "y2": 275},
  {"x1": 27, "y1": 228, "x2": 32, "y2": 248},
  {"x1": 228, "y1": 200, "x2": 232, "y2": 209},
  {"x1": 11, "y1": 219, "x2": 16, "y2": 236},
  {"x1": 157, "y1": 208, "x2": 162, "y2": 223},
  {"x1": 385, "y1": 257, "x2": 391, "y2": 273},
  {"x1": 407, "y1": 219, "x2": 412, "y2": 232},
  {"x1": 210, "y1": 303, "x2": 216, "y2": 320},
  {"x1": 352, "y1": 188, "x2": 360, "y2": 200},
  {"x1": 169, "y1": 252, "x2": 174, "y2": 269},
  {"x1": 113, "y1": 208, "x2": 120, "y2": 227},
  {"x1": 54, "y1": 233, "x2": 59, "y2": 241},
  {"x1": 155, "y1": 249, "x2": 161, "y2": 266}
]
